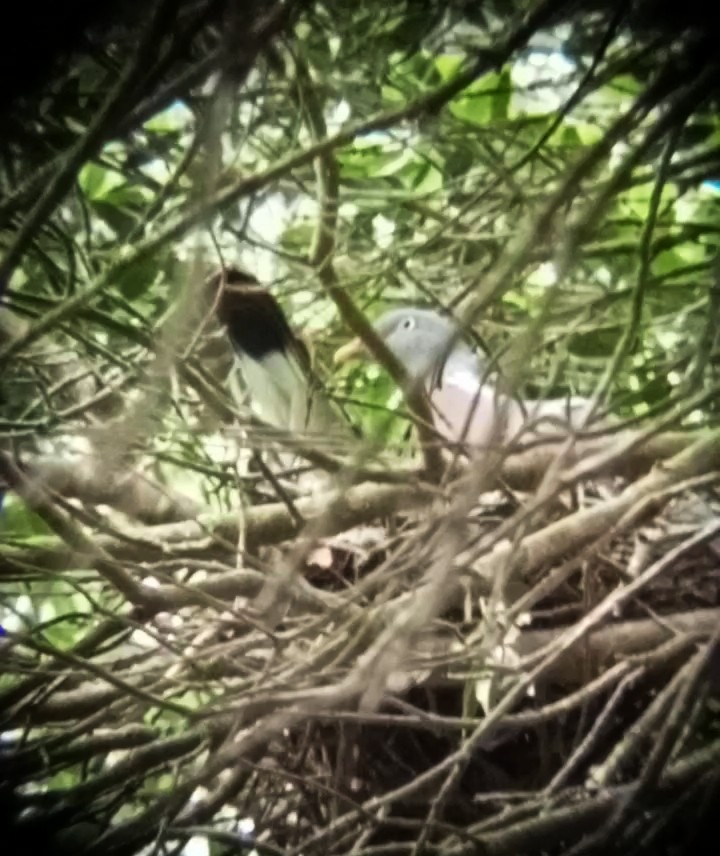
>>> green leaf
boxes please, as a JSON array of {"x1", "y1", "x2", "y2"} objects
[
  {"x1": 674, "y1": 240, "x2": 707, "y2": 266},
  {"x1": 547, "y1": 122, "x2": 603, "y2": 148},
  {"x1": 114, "y1": 258, "x2": 160, "y2": 301},
  {"x1": 412, "y1": 162, "x2": 443, "y2": 194},
  {"x1": 104, "y1": 184, "x2": 151, "y2": 209},
  {"x1": 636, "y1": 373, "x2": 672, "y2": 405},
  {"x1": 279, "y1": 219, "x2": 315, "y2": 253},
  {"x1": 617, "y1": 182, "x2": 678, "y2": 223},
  {"x1": 342, "y1": 370, "x2": 413, "y2": 446},
  {"x1": 143, "y1": 101, "x2": 193, "y2": 134},
  {"x1": 574, "y1": 122, "x2": 604, "y2": 146},
  {"x1": 653, "y1": 249, "x2": 686, "y2": 278},
  {"x1": 78, "y1": 162, "x2": 126, "y2": 202},
  {"x1": 372, "y1": 148, "x2": 417, "y2": 177},
  {"x1": 91, "y1": 201, "x2": 137, "y2": 237},
  {"x1": 44, "y1": 617, "x2": 84, "y2": 650},
  {"x1": 434, "y1": 54, "x2": 465, "y2": 82},
  {"x1": 603, "y1": 74, "x2": 642, "y2": 100},
  {"x1": 338, "y1": 142, "x2": 409, "y2": 180},
  {"x1": 49, "y1": 768, "x2": 83, "y2": 789},
  {"x1": 501, "y1": 292, "x2": 528, "y2": 311},
  {"x1": 567, "y1": 326, "x2": 625, "y2": 358},
  {"x1": 450, "y1": 69, "x2": 512, "y2": 126},
  {"x1": 549, "y1": 125, "x2": 581, "y2": 148},
  {"x1": 0, "y1": 496, "x2": 52, "y2": 537},
  {"x1": 381, "y1": 83, "x2": 407, "y2": 105}
]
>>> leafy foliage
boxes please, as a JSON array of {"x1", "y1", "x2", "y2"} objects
[{"x1": 1, "y1": 2, "x2": 720, "y2": 855}]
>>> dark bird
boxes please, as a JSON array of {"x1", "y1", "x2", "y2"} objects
[{"x1": 205, "y1": 268, "x2": 351, "y2": 443}]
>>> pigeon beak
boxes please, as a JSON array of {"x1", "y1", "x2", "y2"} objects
[{"x1": 333, "y1": 336, "x2": 367, "y2": 366}]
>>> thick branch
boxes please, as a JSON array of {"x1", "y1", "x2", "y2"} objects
[
  {"x1": 0, "y1": 430, "x2": 705, "y2": 576},
  {"x1": 23, "y1": 454, "x2": 201, "y2": 524}
]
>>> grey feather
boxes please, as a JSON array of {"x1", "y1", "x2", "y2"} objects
[
  {"x1": 371, "y1": 308, "x2": 485, "y2": 386},
  {"x1": 371, "y1": 307, "x2": 597, "y2": 445}
]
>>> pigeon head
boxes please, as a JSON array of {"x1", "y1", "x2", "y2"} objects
[{"x1": 334, "y1": 307, "x2": 481, "y2": 385}]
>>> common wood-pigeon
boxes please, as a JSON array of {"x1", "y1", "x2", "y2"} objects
[{"x1": 334, "y1": 307, "x2": 594, "y2": 448}]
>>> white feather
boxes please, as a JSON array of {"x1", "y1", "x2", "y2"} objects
[
  {"x1": 237, "y1": 350, "x2": 306, "y2": 429},
  {"x1": 233, "y1": 350, "x2": 349, "y2": 444}
]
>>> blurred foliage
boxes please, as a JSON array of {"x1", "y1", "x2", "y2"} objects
[
  {"x1": 1, "y1": 1, "x2": 720, "y2": 854},
  {"x1": 2, "y1": 0, "x2": 720, "y2": 696}
]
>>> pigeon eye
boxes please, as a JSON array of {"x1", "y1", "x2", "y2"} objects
[{"x1": 401, "y1": 317, "x2": 415, "y2": 331}]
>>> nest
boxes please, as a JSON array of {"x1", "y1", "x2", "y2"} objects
[
  {"x1": 2, "y1": 435, "x2": 720, "y2": 856},
  {"x1": 1, "y1": 4, "x2": 720, "y2": 854}
]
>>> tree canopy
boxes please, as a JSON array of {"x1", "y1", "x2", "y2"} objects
[{"x1": 1, "y1": 2, "x2": 720, "y2": 855}]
